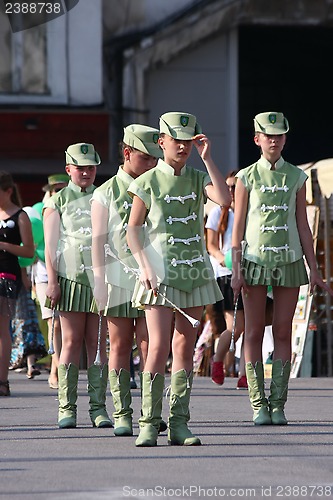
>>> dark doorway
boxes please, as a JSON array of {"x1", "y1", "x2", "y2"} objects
[{"x1": 239, "y1": 25, "x2": 332, "y2": 168}]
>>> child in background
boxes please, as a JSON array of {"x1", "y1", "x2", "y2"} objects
[
  {"x1": 44, "y1": 143, "x2": 112, "y2": 429},
  {"x1": 91, "y1": 124, "x2": 163, "y2": 437},
  {"x1": 205, "y1": 171, "x2": 247, "y2": 388}
]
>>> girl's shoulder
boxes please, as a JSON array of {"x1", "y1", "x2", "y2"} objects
[
  {"x1": 131, "y1": 167, "x2": 158, "y2": 188},
  {"x1": 94, "y1": 176, "x2": 116, "y2": 194},
  {"x1": 236, "y1": 163, "x2": 257, "y2": 176},
  {"x1": 185, "y1": 165, "x2": 209, "y2": 180}
]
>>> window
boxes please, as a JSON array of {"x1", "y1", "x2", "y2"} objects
[{"x1": 0, "y1": 9, "x2": 68, "y2": 104}]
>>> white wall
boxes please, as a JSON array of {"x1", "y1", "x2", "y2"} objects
[
  {"x1": 145, "y1": 33, "x2": 238, "y2": 174},
  {"x1": 103, "y1": 0, "x2": 196, "y2": 37},
  {"x1": 0, "y1": 0, "x2": 103, "y2": 106},
  {"x1": 67, "y1": 0, "x2": 103, "y2": 105}
]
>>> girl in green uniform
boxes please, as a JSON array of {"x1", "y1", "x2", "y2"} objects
[
  {"x1": 44, "y1": 143, "x2": 112, "y2": 429},
  {"x1": 232, "y1": 112, "x2": 333, "y2": 426},
  {"x1": 91, "y1": 124, "x2": 163, "y2": 437},
  {"x1": 127, "y1": 112, "x2": 231, "y2": 447}
]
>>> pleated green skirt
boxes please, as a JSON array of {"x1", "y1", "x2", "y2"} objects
[
  {"x1": 131, "y1": 279, "x2": 223, "y2": 309},
  {"x1": 105, "y1": 284, "x2": 145, "y2": 318},
  {"x1": 45, "y1": 277, "x2": 98, "y2": 314},
  {"x1": 243, "y1": 258, "x2": 309, "y2": 287}
]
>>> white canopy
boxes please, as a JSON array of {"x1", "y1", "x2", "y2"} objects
[
  {"x1": 299, "y1": 158, "x2": 333, "y2": 202},
  {"x1": 299, "y1": 159, "x2": 333, "y2": 376}
]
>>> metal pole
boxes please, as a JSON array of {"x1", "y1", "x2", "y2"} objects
[{"x1": 323, "y1": 196, "x2": 332, "y2": 376}]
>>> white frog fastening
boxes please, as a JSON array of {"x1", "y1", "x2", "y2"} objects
[
  {"x1": 260, "y1": 203, "x2": 288, "y2": 213},
  {"x1": 170, "y1": 255, "x2": 204, "y2": 267},
  {"x1": 76, "y1": 208, "x2": 91, "y2": 216},
  {"x1": 79, "y1": 226, "x2": 92, "y2": 235},
  {"x1": 123, "y1": 265, "x2": 140, "y2": 276},
  {"x1": 259, "y1": 185, "x2": 289, "y2": 193},
  {"x1": 123, "y1": 201, "x2": 132, "y2": 210},
  {"x1": 78, "y1": 244, "x2": 91, "y2": 252},
  {"x1": 166, "y1": 212, "x2": 197, "y2": 225},
  {"x1": 168, "y1": 234, "x2": 201, "y2": 245},
  {"x1": 260, "y1": 224, "x2": 288, "y2": 233},
  {"x1": 164, "y1": 192, "x2": 197, "y2": 204},
  {"x1": 122, "y1": 222, "x2": 145, "y2": 232},
  {"x1": 260, "y1": 244, "x2": 289, "y2": 253},
  {"x1": 79, "y1": 264, "x2": 93, "y2": 271}
]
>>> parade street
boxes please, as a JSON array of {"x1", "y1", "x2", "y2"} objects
[{"x1": 1, "y1": 371, "x2": 332, "y2": 500}]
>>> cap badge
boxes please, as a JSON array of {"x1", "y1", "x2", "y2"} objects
[
  {"x1": 153, "y1": 133, "x2": 159, "y2": 144},
  {"x1": 180, "y1": 116, "x2": 189, "y2": 127},
  {"x1": 269, "y1": 114, "x2": 277, "y2": 124},
  {"x1": 81, "y1": 144, "x2": 89, "y2": 154}
]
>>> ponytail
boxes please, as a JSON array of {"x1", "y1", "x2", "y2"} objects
[{"x1": 0, "y1": 171, "x2": 22, "y2": 207}]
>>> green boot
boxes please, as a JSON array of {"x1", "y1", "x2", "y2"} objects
[
  {"x1": 87, "y1": 364, "x2": 113, "y2": 428},
  {"x1": 168, "y1": 369, "x2": 201, "y2": 446},
  {"x1": 139, "y1": 372, "x2": 167, "y2": 434},
  {"x1": 269, "y1": 359, "x2": 291, "y2": 425},
  {"x1": 135, "y1": 372, "x2": 164, "y2": 447},
  {"x1": 246, "y1": 362, "x2": 271, "y2": 425},
  {"x1": 58, "y1": 363, "x2": 79, "y2": 429},
  {"x1": 109, "y1": 368, "x2": 133, "y2": 436}
]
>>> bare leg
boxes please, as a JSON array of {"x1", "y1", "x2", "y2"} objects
[
  {"x1": 271, "y1": 286, "x2": 299, "y2": 362},
  {"x1": 171, "y1": 306, "x2": 203, "y2": 374},
  {"x1": 143, "y1": 306, "x2": 174, "y2": 374},
  {"x1": 238, "y1": 339, "x2": 246, "y2": 377},
  {"x1": 135, "y1": 316, "x2": 149, "y2": 370},
  {"x1": 242, "y1": 285, "x2": 267, "y2": 364},
  {"x1": 0, "y1": 316, "x2": 11, "y2": 382},
  {"x1": 59, "y1": 312, "x2": 87, "y2": 366},
  {"x1": 48, "y1": 316, "x2": 61, "y2": 386},
  {"x1": 27, "y1": 354, "x2": 41, "y2": 378},
  {"x1": 213, "y1": 309, "x2": 244, "y2": 364},
  {"x1": 107, "y1": 317, "x2": 135, "y2": 372},
  {"x1": 84, "y1": 313, "x2": 108, "y2": 366}
]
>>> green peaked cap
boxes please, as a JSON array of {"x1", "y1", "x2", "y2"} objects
[
  {"x1": 42, "y1": 173, "x2": 70, "y2": 192},
  {"x1": 123, "y1": 124, "x2": 163, "y2": 158},
  {"x1": 159, "y1": 112, "x2": 202, "y2": 140},
  {"x1": 65, "y1": 142, "x2": 101, "y2": 166},
  {"x1": 254, "y1": 112, "x2": 289, "y2": 135}
]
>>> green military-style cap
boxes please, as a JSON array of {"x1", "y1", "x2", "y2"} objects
[
  {"x1": 65, "y1": 143, "x2": 101, "y2": 166},
  {"x1": 42, "y1": 173, "x2": 70, "y2": 192},
  {"x1": 159, "y1": 112, "x2": 202, "y2": 140},
  {"x1": 123, "y1": 124, "x2": 163, "y2": 159},
  {"x1": 254, "y1": 112, "x2": 289, "y2": 135}
]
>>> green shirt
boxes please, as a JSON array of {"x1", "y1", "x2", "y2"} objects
[
  {"x1": 128, "y1": 159, "x2": 215, "y2": 293},
  {"x1": 237, "y1": 156, "x2": 308, "y2": 268},
  {"x1": 44, "y1": 180, "x2": 95, "y2": 287},
  {"x1": 91, "y1": 166, "x2": 138, "y2": 291}
]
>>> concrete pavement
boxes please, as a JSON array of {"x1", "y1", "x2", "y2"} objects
[{"x1": 1, "y1": 370, "x2": 332, "y2": 499}]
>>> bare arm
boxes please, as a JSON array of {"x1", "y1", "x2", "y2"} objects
[
  {"x1": 91, "y1": 199, "x2": 108, "y2": 310},
  {"x1": 193, "y1": 134, "x2": 231, "y2": 207},
  {"x1": 206, "y1": 228, "x2": 225, "y2": 265},
  {"x1": 296, "y1": 184, "x2": 333, "y2": 296},
  {"x1": 231, "y1": 179, "x2": 249, "y2": 298},
  {"x1": 126, "y1": 195, "x2": 158, "y2": 294},
  {"x1": 44, "y1": 207, "x2": 61, "y2": 307}
]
